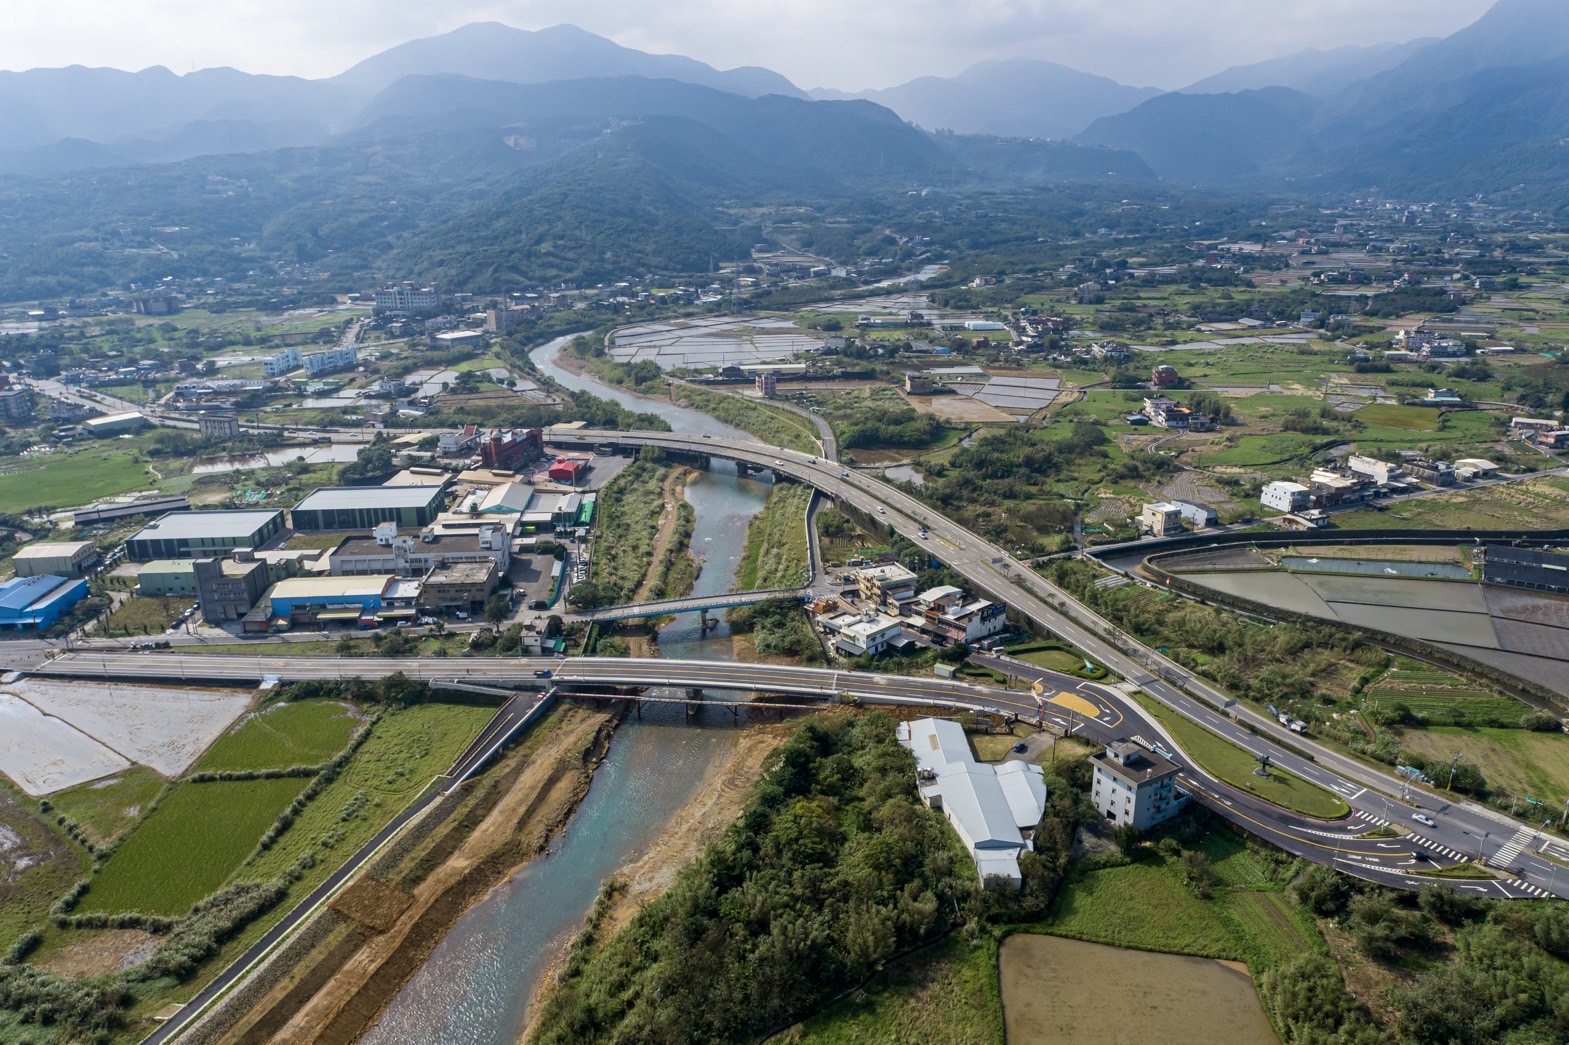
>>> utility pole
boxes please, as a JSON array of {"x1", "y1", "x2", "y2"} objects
[{"x1": 1447, "y1": 751, "x2": 1462, "y2": 792}]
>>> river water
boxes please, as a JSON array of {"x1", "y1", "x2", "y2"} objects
[{"x1": 365, "y1": 337, "x2": 769, "y2": 1045}]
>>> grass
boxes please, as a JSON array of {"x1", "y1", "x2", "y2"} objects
[
  {"x1": 670, "y1": 383, "x2": 820, "y2": 454},
  {"x1": 193, "y1": 701, "x2": 363, "y2": 773},
  {"x1": 788, "y1": 936, "x2": 1003, "y2": 1045},
  {"x1": 98, "y1": 595, "x2": 188, "y2": 636},
  {"x1": 1354, "y1": 404, "x2": 1441, "y2": 431},
  {"x1": 0, "y1": 779, "x2": 89, "y2": 953},
  {"x1": 1049, "y1": 860, "x2": 1240, "y2": 958},
  {"x1": 1131, "y1": 692, "x2": 1351, "y2": 820},
  {"x1": 0, "y1": 445, "x2": 160, "y2": 513},
  {"x1": 1003, "y1": 641, "x2": 1106, "y2": 679},
  {"x1": 48, "y1": 767, "x2": 168, "y2": 847},
  {"x1": 240, "y1": 702, "x2": 496, "y2": 884},
  {"x1": 592, "y1": 460, "x2": 678, "y2": 601},
  {"x1": 1336, "y1": 477, "x2": 1569, "y2": 531},
  {"x1": 738, "y1": 484, "x2": 813, "y2": 590},
  {"x1": 1397, "y1": 725, "x2": 1569, "y2": 804},
  {"x1": 80, "y1": 777, "x2": 309, "y2": 916}
]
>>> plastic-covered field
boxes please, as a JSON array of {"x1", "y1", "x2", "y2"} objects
[{"x1": 0, "y1": 681, "x2": 250, "y2": 794}]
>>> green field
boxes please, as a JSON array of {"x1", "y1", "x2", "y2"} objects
[
  {"x1": 48, "y1": 767, "x2": 168, "y2": 847},
  {"x1": 0, "y1": 781, "x2": 88, "y2": 953},
  {"x1": 1049, "y1": 859, "x2": 1240, "y2": 957},
  {"x1": 1336, "y1": 477, "x2": 1569, "y2": 531},
  {"x1": 1398, "y1": 725, "x2": 1569, "y2": 805},
  {"x1": 80, "y1": 777, "x2": 309, "y2": 915},
  {"x1": 738, "y1": 484, "x2": 813, "y2": 590},
  {"x1": 0, "y1": 446, "x2": 159, "y2": 513},
  {"x1": 193, "y1": 701, "x2": 363, "y2": 773},
  {"x1": 790, "y1": 937, "x2": 1003, "y2": 1045},
  {"x1": 240, "y1": 702, "x2": 495, "y2": 883},
  {"x1": 1131, "y1": 693, "x2": 1350, "y2": 819},
  {"x1": 1354, "y1": 404, "x2": 1441, "y2": 431},
  {"x1": 1003, "y1": 641, "x2": 1106, "y2": 679},
  {"x1": 98, "y1": 595, "x2": 187, "y2": 636}
]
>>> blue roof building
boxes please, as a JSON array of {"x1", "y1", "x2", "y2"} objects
[{"x1": 0, "y1": 575, "x2": 90, "y2": 630}]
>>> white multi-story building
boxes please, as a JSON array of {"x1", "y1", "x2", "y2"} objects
[
  {"x1": 373, "y1": 282, "x2": 443, "y2": 313},
  {"x1": 263, "y1": 347, "x2": 302, "y2": 377},
  {"x1": 302, "y1": 346, "x2": 358, "y2": 377},
  {"x1": 1090, "y1": 740, "x2": 1182, "y2": 831},
  {"x1": 1346, "y1": 454, "x2": 1402, "y2": 487},
  {"x1": 1261, "y1": 481, "x2": 1313, "y2": 513}
]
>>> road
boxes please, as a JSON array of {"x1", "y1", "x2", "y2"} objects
[
  {"x1": 535, "y1": 428, "x2": 1569, "y2": 899},
  {"x1": 35, "y1": 649, "x2": 1559, "y2": 898}
]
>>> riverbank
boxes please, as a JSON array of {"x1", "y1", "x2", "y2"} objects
[
  {"x1": 518, "y1": 720, "x2": 794, "y2": 1041},
  {"x1": 210, "y1": 706, "x2": 618, "y2": 1045}
]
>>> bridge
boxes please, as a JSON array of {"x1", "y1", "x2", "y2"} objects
[{"x1": 571, "y1": 588, "x2": 809, "y2": 623}]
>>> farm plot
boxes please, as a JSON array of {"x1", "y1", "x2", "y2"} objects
[
  {"x1": 79, "y1": 777, "x2": 308, "y2": 916},
  {"x1": 1367, "y1": 666, "x2": 1525, "y2": 726},
  {"x1": 4, "y1": 680, "x2": 251, "y2": 778},
  {"x1": 194, "y1": 701, "x2": 363, "y2": 773},
  {"x1": 0, "y1": 693, "x2": 131, "y2": 795}
]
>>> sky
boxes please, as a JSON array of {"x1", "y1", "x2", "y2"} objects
[{"x1": 1, "y1": 0, "x2": 1499, "y2": 90}]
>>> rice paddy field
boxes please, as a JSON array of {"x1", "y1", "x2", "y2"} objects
[
  {"x1": 79, "y1": 777, "x2": 309, "y2": 916},
  {"x1": 193, "y1": 700, "x2": 364, "y2": 773}
]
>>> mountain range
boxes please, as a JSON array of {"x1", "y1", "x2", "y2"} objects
[{"x1": 0, "y1": 0, "x2": 1564, "y2": 197}]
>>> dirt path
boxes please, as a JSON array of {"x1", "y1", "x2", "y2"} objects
[
  {"x1": 631, "y1": 466, "x2": 695, "y2": 604},
  {"x1": 244, "y1": 707, "x2": 616, "y2": 1045},
  {"x1": 519, "y1": 723, "x2": 791, "y2": 1042}
]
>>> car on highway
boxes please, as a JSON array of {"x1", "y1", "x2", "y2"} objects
[
  {"x1": 1410, "y1": 850, "x2": 1427, "y2": 861},
  {"x1": 1412, "y1": 812, "x2": 1436, "y2": 827},
  {"x1": 534, "y1": 669, "x2": 553, "y2": 678},
  {"x1": 840, "y1": 471, "x2": 850, "y2": 478},
  {"x1": 877, "y1": 507, "x2": 886, "y2": 514}
]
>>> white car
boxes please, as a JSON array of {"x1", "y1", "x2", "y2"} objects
[
  {"x1": 876, "y1": 507, "x2": 886, "y2": 514},
  {"x1": 1411, "y1": 812, "x2": 1436, "y2": 827}
]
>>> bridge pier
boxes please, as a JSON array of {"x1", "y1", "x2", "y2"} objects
[
  {"x1": 700, "y1": 608, "x2": 715, "y2": 632},
  {"x1": 687, "y1": 687, "x2": 704, "y2": 715}
]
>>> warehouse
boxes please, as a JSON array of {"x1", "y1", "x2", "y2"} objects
[
  {"x1": 896, "y1": 718, "x2": 1047, "y2": 888},
  {"x1": 265, "y1": 575, "x2": 405, "y2": 627},
  {"x1": 12, "y1": 540, "x2": 99, "y2": 579},
  {"x1": 83, "y1": 411, "x2": 148, "y2": 437},
  {"x1": 125, "y1": 510, "x2": 285, "y2": 562},
  {"x1": 0, "y1": 574, "x2": 90, "y2": 631},
  {"x1": 136, "y1": 560, "x2": 198, "y2": 597},
  {"x1": 291, "y1": 485, "x2": 447, "y2": 532},
  {"x1": 1484, "y1": 546, "x2": 1569, "y2": 596}
]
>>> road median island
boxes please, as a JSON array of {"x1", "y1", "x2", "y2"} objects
[{"x1": 1130, "y1": 692, "x2": 1350, "y2": 820}]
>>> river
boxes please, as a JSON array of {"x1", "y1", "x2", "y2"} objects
[{"x1": 364, "y1": 337, "x2": 770, "y2": 1045}]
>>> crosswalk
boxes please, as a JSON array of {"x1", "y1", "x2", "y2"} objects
[
  {"x1": 1349, "y1": 814, "x2": 1555, "y2": 896},
  {"x1": 1491, "y1": 826, "x2": 1535, "y2": 866}
]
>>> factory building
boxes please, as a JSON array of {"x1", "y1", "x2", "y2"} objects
[
  {"x1": 12, "y1": 541, "x2": 99, "y2": 579},
  {"x1": 0, "y1": 574, "x2": 90, "y2": 631},
  {"x1": 125, "y1": 510, "x2": 285, "y2": 562},
  {"x1": 291, "y1": 485, "x2": 447, "y2": 532}
]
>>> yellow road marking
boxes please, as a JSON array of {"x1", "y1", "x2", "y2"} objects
[{"x1": 1048, "y1": 692, "x2": 1101, "y2": 719}]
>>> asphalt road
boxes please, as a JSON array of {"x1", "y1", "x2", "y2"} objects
[{"x1": 541, "y1": 428, "x2": 1569, "y2": 900}]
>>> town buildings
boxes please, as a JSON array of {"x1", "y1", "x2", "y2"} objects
[
  {"x1": 1261, "y1": 481, "x2": 1314, "y2": 514},
  {"x1": 302, "y1": 346, "x2": 358, "y2": 377},
  {"x1": 197, "y1": 411, "x2": 240, "y2": 441},
  {"x1": 263, "y1": 348, "x2": 302, "y2": 377},
  {"x1": 1139, "y1": 502, "x2": 1183, "y2": 538},
  {"x1": 373, "y1": 282, "x2": 443, "y2": 313},
  {"x1": 854, "y1": 563, "x2": 920, "y2": 614}
]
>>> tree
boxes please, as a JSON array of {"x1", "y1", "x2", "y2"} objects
[{"x1": 484, "y1": 593, "x2": 510, "y2": 625}]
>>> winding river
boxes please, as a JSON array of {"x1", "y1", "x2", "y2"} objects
[{"x1": 364, "y1": 336, "x2": 769, "y2": 1044}]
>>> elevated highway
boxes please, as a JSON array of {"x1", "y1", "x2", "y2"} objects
[{"x1": 571, "y1": 588, "x2": 808, "y2": 623}]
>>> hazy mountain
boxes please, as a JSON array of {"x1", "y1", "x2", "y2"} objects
[
  {"x1": 1180, "y1": 40, "x2": 1433, "y2": 97},
  {"x1": 1317, "y1": 0, "x2": 1569, "y2": 133},
  {"x1": 0, "y1": 65, "x2": 348, "y2": 153},
  {"x1": 813, "y1": 59, "x2": 1161, "y2": 140},
  {"x1": 331, "y1": 22, "x2": 802, "y2": 100},
  {"x1": 1076, "y1": 88, "x2": 1318, "y2": 185}
]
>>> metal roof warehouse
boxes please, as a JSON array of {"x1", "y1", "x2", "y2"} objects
[{"x1": 291, "y1": 485, "x2": 447, "y2": 531}]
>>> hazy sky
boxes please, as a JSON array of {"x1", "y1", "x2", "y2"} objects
[{"x1": 3, "y1": 0, "x2": 1498, "y2": 89}]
